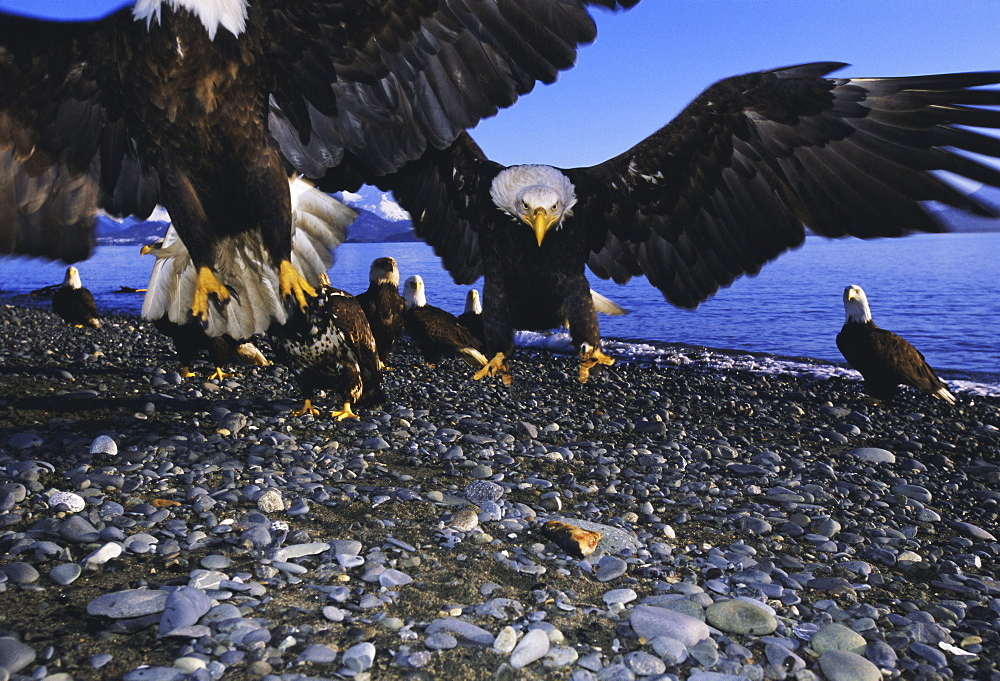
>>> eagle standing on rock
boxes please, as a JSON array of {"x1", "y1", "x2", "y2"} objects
[
  {"x1": 0, "y1": 0, "x2": 638, "y2": 336},
  {"x1": 836, "y1": 284, "x2": 956, "y2": 404},
  {"x1": 355, "y1": 257, "x2": 406, "y2": 367},
  {"x1": 402, "y1": 275, "x2": 489, "y2": 374},
  {"x1": 52, "y1": 266, "x2": 101, "y2": 328},
  {"x1": 270, "y1": 274, "x2": 383, "y2": 421},
  {"x1": 365, "y1": 64, "x2": 1000, "y2": 384}
]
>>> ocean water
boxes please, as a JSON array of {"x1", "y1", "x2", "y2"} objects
[{"x1": 1, "y1": 232, "x2": 997, "y2": 390}]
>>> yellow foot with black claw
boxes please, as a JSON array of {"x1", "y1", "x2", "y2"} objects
[
  {"x1": 191, "y1": 266, "x2": 230, "y2": 322},
  {"x1": 578, "y1": 344, "x2": 614, "y2": 383},
  {"x1": 279, "y1": 260, "x2": 316, "y2": 312},
  {"x1": 473, "y1": 352, "x2": 512, "y2": 386},
  {"x1": 329, "y1": 403, "x2": 359, "y2": 421},
  {"x1": 179, "y1": 367, "x2": 197, "y2": 379},
  {"x1": 208, "y1": 367, "x2": 233, "y2": 381},
  {"x1": 291, "y1": 398, "x2": 320, "y2": 417}
]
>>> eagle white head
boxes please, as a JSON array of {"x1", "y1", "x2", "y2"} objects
[
  {"x1": 369, "y1": 257, "x2": 400, "y2": 287},
  {"x1": 842, "y1": 284, "x2": 873, "y2": 324},
  {"x1": 132, "y1": 0, "x2": 249, "y2": 40},
  {"x1": 490, "y1": 165, "x2": 577, "y2": 246},
  {"x1": 464, "y1": 289, "x2": 482, "y2": 315},
  {"x1": 63, "y1": 266, "x2": 83, "y2": 289},
  {"x1": 402, "y1": 275, "x2": 426, "y2": 309}
]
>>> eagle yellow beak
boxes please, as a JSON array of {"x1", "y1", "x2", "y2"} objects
[
  {"x1": 526, "y1": 208, "x2": 559, "y2": 246},
  {"x1": 140, "y1": 243, "x2": 153, "y2": 256},
  {"x1": 846, "y1": 288, "x2": 859, "y2": 301}
]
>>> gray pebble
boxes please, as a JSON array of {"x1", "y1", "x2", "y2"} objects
[
  {"x1": 818, "y1": 650, "x2": 881, "y2": 681},
  {"x1": 465, "y1": 480, "x2": 504, "y2": 505},
  {"x1": 48, "y1": 563, "x2": 82, "y2": 586},
  {"x1": 630, "y1": 605, "x2": 710, "y2": 648},
  {"x1": 510, "y1": 628, "x2": 550, "y2": 669},
  {"x1": 0, "y1": 638, "x2": 36, "y2": 674},
  {"x1": 595, "y1": 555, "x2": 627, "y2": 582},
  {"x1": 425, "y1": 618, "x2": 494, "y2": 647},
  {"x1": 88, "y1": 589, "x2": 169, "y2": 619},
  {"x1": 159, "y1": 587, "x2": 213, "y2": 636},
  {"x1": 89, "y1": 434, "x2": 118, "y2": 455},
  {"x1": 341, "y1": 641, "x2": 376, "y2": 674}
]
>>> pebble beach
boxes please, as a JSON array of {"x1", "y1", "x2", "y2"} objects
[{"x1": 0, "y1": 303, "x2": 998, "y2": 681}]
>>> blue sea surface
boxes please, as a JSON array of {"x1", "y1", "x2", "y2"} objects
[{"x1": 1, "y1": 232, "x2": 997, "y2": 384}]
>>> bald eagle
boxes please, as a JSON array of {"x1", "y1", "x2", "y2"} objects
[
  {"x1": 457, "y1": 289, "x2": 485, "y2": 346},
  {"x1": 402, "y1": 275, "x2": 489, "y2": 375},
  {"x1": 270, "y1": 273, "x2": 383, "y2": 420},
  {"x1": 52, "y1": 266, "x2": 101, "y2": 328},
  {"x1": 836, "y1": 284, "x2": 956, "y2": 404},
  {"x1": 0, "y1": 0, "x2": 637, "y2": 335},
  {"x1": 358, "y1": 64, "x2": 1000, "y2": 382},
  {"x1": 355, "y1": 257, "x2": 405, "y2": 367}
]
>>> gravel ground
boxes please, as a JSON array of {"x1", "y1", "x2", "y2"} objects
[{"x1": 0, "y1": 303, "x2": 998, "y2": 681}]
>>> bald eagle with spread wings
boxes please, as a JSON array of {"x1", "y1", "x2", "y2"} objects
[
  {"x1": 0, "y1": 0, "x2": 638, "y2": 336},
  {"x1": 350, "y1": 64, "x2": 1000, "y2": 383}
]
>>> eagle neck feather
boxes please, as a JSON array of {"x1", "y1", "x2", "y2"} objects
[{"x1": 133, "y1": 0, "x2": 249, "y2": 40}]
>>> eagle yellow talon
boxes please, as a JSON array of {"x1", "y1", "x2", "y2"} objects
[
  {"x1": 191, "y1": 266, "x2": 230, "y2": 321},
  {"x1": 473, "y1": 352, "x2": 512, "y2": 385},
  {"x1": 279, "y1": 260, "x2": 316, "y2": 312},
  {"x1": 208, "y1": 367, "x2": 233, "y2": 381},
  {"x1": 291, "y1": 398, "x2": 320, "y2": 417},
  {"x1": 179, "y1": 366, "x2": 197, "y2": 378},
  {"x1": 329, "y1": 403, "x2": 359, "y2": 421},
  {"x1": 578, "y1": 345, "x2": 614, "y2": 383}
]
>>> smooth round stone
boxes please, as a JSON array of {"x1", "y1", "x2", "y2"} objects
[
  {"x1": 159, "y1": 587, "x2": 213, "y2": 636},
  {"x1": 650, "y1": 636, "x2": 688, "y2": 666},
  {"x1": 596, "y1": 556, "x2": 628, "y2": 582},
  {"x1": 8, "y1": 433, "x2": 42, "y2": 450},
  {"x1": 256, "y1": 489, "x2": 285, "y2": 513},
  {"x1": 0, "y1": 637, "x2": 36, "y2": 674},
  {"x1": 510, "y1": 628, "x2": 550, "y2": 669},
  {"x1": 200, "y1": 554, "x2": 231, "y2": 570},
  {"x1": 819, "y1": 650, "x2": 881, "y2": 681},
  {"x1": 379, "y1": 568, "x2": 414, "y2": 588},
  {"x1": 424, "y1": 632, "x2": 457, "y2": 651},
  {"x1": 87, "y1": 589, "x2": 169, "y2": 619},
  {"x1": 890, "y1": 483, "x2": 932, "y2": 504},
  {"x1": 90, "y1": 435, "x2": 118, "y2": 455},
  {"x1": 469, "y1": 464, "x2": 493, "y2": 480},
  {"x1": 59, "y1": 515, "x2": 100, "y2": 543},
  {"x1": 49, "y1": 563, "x2": 82, "y2": 586},
  {"x1": 812, "y1": 623, "x2": 867, "y2": 655},
  {"x1": 603, "y1": 588, "x2": 638, "y2": 606},
  {"x1": 542, "y1": 645, "x2": 578, "y2": 668},
  {"x1": 706, "y1": 599, "x2": 777, "y2": 635},
  {"x1": 625, "y1": 650, "x2": 666, "y2": 675},
  {"x1": 173, "y1": 657, "x2": 207, "y2": 673},
  {"x1": 322, "y1": 606, "x2": 345, "y2": 622},
  {"x1": 493, "y1": 626, "x2": 518, "y2": 654},
  {"x1": 425, "y1": 619, "x2": 493, "y2": 647},
  {"x1": 950, "y1": 521, "x2": 997, "y2": 542},
  {"x1": 1, "y1": 562, "x2": 39, "y2": 584},
  {"x1": 864, "y1": 640, "x2": 897, "y2": 670},
  {"x1": 847, "y1": 447, "x2": 895, "y2": 464},
  {"x1": 449, "y1": 509, "x2": 479, "y2": 532},
  {"x1": 48, "y1": 491, "x2": 85, "y2": 513},
  {"x1": 464, "y1": 480, "x2": 504, "y2": 505},
  {"x1": 630, "y1": 605, "x2": 710, "y2": 648},
  {"x1": 297, "y1": 644, "x2": 338, "y2": 665},
  {"x1": 341, "y1": 642, "x2": 376, "y2": 673},
  {"x1": 84, "y1": 542, "x2": 124, "y2": 565}
]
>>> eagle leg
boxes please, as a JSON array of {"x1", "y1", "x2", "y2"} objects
[
  {"x1": 473, "y1": 352, "x2": 512, "y2": 386},
  {"x1": 191, "y1": 267, "x2": 231, "y2": 322},
  {"x1": 578, "y1": 344, "x2": 614, "y2": 384},
  {"x1": 208, "y1": 367, "x2": 234, "y2": 381},
  {"x1": 291, "y1": 398, "x2": 320, "y2": 417},
  {"x1": 279, "y1": 260, "x2": 317, "y2": 312},
  {"x1": 329, "y1": 402, "x2": 359, "y2": 421}
]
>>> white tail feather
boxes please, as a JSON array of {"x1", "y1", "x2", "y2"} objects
[
  {"x1": 935, "y1": 387, "x2": 957, "y2": 405},
  {"x1": 591, "y1": 289, "x2": 628, "y2": 316},
  {"x1": 458, "y1": 347, "x2": 489, "y2": 368},
  {"x1": 141, "y1": 178, "x2": 355, "y2": 338}
]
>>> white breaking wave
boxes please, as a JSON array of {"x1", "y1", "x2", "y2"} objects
[{"x1": 514, "y1": 330, "x2": 1000, "y2": 398}]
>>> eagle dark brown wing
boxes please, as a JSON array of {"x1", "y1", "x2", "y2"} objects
[{"x1": 573, "y1": 63, "x2": 1000, "y2": 308}]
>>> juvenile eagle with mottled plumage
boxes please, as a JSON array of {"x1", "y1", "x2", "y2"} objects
[
  {"x1": 269, "y1": 273, "x2": 383, "y2": 421},
  {"x1": 0, "y1": 0, "x2": 638, "y2": 336},
  {"x1": 837, "y1": 284, "x2": 956, "y2": 405},
  {"x1": 355, "y1": 64, "x2": 1000, "y2": 384}
]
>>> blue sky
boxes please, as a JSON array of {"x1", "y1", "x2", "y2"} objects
[{"x1": 3, "y1": 0, "x2": 999, "y2": 170}]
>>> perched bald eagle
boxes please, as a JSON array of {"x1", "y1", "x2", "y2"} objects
[
  {"x1": 836, "y1": 285, "x2": 956, "y2": 404},
  {"x1": 52, "y1": 266, "x2": 101, "y2": 328},
  {"x1": 360, "y1": 64, "x2": 1000, "y2": 383},
  {"x1": 457, "y1": 289, "x2": 485, "y2": 346},
  {"x1": 355, "y1": 257, "x2": 405, "y2": 367},
  {"x1": 402, "y1": 275, "x2": 489, "y2": 375},
  {"x1": 0, "y1": 0, "x2": 637, "y2": 335},
  {"x1": 270, "y1": 274, "x2": 383, "y2": 420}
]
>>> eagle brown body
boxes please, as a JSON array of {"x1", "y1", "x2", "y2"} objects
[
  {"x1": 355, "y1": 257, "x2": 406, "y2": 365},
  {"x1": 836, "y1": 285, "x2": 956, "y2": 404},
  {"x1": 402, "y1": 275, "x2": 488, "y2": 371},
  {"x1": 51, "y1": 267, "x2": 101, "y2": 328}
]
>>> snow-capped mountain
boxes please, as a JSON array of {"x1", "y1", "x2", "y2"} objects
[{"x1": 334, "y1": 185, "x2": 417, "y2": 242}]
